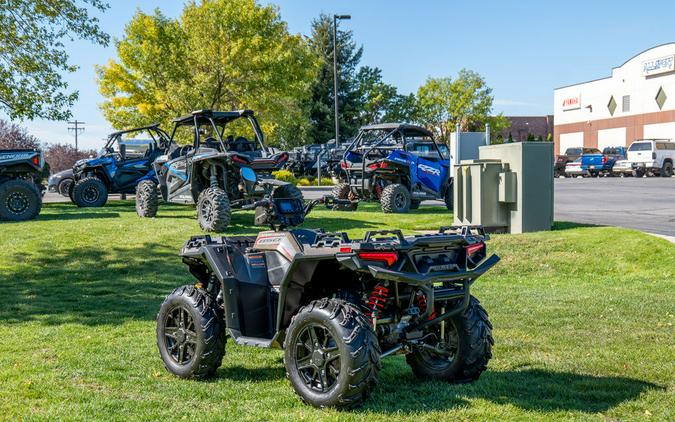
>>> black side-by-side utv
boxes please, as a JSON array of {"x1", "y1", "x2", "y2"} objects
[
  {"x1": 156, "y1": 190, "x2": 498, "y2": 408},
  {"x1": 0, "y1": 149, "x2": 45, "y2": 221}
]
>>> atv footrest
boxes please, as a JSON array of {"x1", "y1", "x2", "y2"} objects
[{"x1": 230, "y1": 335, "x2": 273, "y2": 348}]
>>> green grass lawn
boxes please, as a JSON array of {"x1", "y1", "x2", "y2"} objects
[{"x1": 0, "y1": 201, "x2": 673, "y2": 421}]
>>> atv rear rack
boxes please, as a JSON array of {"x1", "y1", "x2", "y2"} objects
[{"x1": 366, "y1": 254, "x2": 499, "y2": 286}]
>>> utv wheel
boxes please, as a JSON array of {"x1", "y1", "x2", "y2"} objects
[
  {"x1": 406, "y1": 296, "x2": 492, "y2": 383},
  {"x1": 197, "y1": 187, "x2": 231, "y2": 232},
  {"x1": 284, "y1": 298, "x2": 381, "y2": 409},
  {"x1": 73, "y1": 177, "x2": 108, "y2": 207},
  {"x1": 0, "y1": 179, "x2": 42, "y2": 221},
  {"x1": 57, "y1": 178, "x2": 73, "y2": 197},
  {"x1": 136, "y1": 180, "x2": 158, "y2": 218},
  {"x1": 157, "y1": 285, "x2": 225, "y2": 379},
  {"x1": 331, "y1": 183, "x2": 351, "y2": 200},
  {"x1": 380, "y1": 183, "x2": 411, "y2": 213},
  {"x1": 272, "y1": 183, "x2": 304, "y2": 201},
  {"x1": 661, "y1": 162, "x2": 673, "y2": 177},
  {"x1": 444, "y1": 183, "x2": 454, "y2": 211},
  {"x1": 410, "y1": 200, "x2": 421, "y2": 210}
]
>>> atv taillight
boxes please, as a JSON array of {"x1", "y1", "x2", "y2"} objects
[
  {"x1": 466, "y1": 242, "x2": 484, "y2": 256},
  {"x1": 602, "y1": 155, "x2": 608, "y2": 164},
  {"x1": 358, "y1": 251, "x2": 397, "y2": 266},
  {"x1": 339, "y1": 246, "x2": 352, "y2": 253},
  {"x1": 367, "y1": 161, "x2": 388, "y2": 170},
  {"x1": 32, "y1": 155, "x2": 40, "y2": 166}
]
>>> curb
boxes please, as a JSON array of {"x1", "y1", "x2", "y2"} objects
[{"x1": 648, "y1": 233, "x2": 675, "y2": 244}]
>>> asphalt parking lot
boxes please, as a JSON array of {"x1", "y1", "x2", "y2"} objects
[
  {"x1": 554, "y1": 177, "x2": 675, "y2": 237},
  {"x1": 304, "y1": 177, "x2": 675, "y2": 237},
  {"x1": 44, "y1": 177, "x2": 674, "y2": 237}
]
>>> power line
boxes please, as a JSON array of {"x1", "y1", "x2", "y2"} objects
[{"x1": 67, "y1": 120, "x2": 85, "y2": 151}]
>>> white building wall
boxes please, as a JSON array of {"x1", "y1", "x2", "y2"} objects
[
  {"x1": 559, "y1": 132, "x2": 584, "y2": 153},
  {"x1": 554, "y1": 43, "x2": 675, "y2": 127},
  {"x1": 643, "y1": 122, "x2": 675, "y2": 139},
  {"x1": 597, "y1": 127, "x2": 627, "y2": 150}
]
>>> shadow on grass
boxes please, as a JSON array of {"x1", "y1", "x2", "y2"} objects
[
  {"x1": 359, "y1": 367, "x2": 661, "y2": 415},
  {"x1": 553, "y1": 221, "x2": 603, "y2": 231},
  {"x1": 37, "y1": 212, "x2": 121, "y2": 221},
  {"x1": 0, "y1": 242, "x2": 185, "y2": 326}
]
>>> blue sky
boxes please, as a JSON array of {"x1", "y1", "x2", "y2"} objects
[{"x1": 5, "y1": 0, "x2": 675, "y2": 149}]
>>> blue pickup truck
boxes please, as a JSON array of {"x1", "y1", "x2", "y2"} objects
[{"x1": 581, "y1": 146, "x2": 627, "y2": 177}]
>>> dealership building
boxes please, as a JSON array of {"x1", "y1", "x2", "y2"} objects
[{"x1": 554, "y1": 43, "x2": 675, "y2": 155}]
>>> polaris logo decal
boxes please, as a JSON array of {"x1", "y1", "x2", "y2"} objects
[
  {"x1": 0, "y1": 152, "x2": 35, "y2": 161},
  {"x1": 418, "y1": 164, "x2": 440, "y2": 176}
]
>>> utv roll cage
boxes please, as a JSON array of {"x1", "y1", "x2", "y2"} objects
[
  {"x1": 104, "y1": 124, "x2": 172, "y2": 154},
  {"x1": 170, "y1": 109, "x2": 270, "y2": 156},
  {"x1": 341, "y1": 123, "x2": 445, "y2": 194}
]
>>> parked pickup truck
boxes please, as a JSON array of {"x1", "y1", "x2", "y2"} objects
[
  {"x1": 626, "y1": 139, "x2": 675, "y2": 177},
  {"x1": 555, "y1": 147, "x2": 601, "y2": 177},
  {"x1": 581, "y1": 146, "x2": 627, "y2": 177}
]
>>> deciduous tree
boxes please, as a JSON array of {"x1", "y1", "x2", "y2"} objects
[
  {"x1": 0, "y1": 119, "x2": 40, "y2": 149},
  {"x1": 97, "y1": 0, "x2": 318, "y2": 147},
  {"x1": 0, "y1": 0, "x2": 109, "y2": 120},
  {"x1": 416, "y1": 69, "x2": 509, "y2": 142}
]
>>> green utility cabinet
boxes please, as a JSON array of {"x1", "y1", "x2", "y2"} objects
[{"x1": 453, "y1": 142, "x2": 553, "y2": 234}]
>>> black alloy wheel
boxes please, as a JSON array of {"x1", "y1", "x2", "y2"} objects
[
  {"x1": 294, "y1": 324, "x2": 341, "y2": 393},
  {"x1": 163, "y1": 306, "x2": 198, "y2": 366},
  {"x1": 6, "y1": 190, "x2": 29, "y2": 215}
]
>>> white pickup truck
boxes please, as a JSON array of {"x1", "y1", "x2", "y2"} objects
[{"x1": 626, "y1": 139, "x2": 675, "y2": 177}]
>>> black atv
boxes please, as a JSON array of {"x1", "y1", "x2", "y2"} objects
[
  {"x1": 136, "y1": 109, "x2": 300, "y2": 232},
  {"x1": 0, "y1": 149, "x2": 45, "y2": 221},
  {"x1": 156, "y1": 194, "x2": 498, "y2": 409}
]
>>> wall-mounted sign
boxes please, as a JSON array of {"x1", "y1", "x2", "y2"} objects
[
  {"x1": 642, "y1": 55, "x2": 675, "y2": 76},
  {"x1": 562, "y1": 94, "x2": 581, "y2": 111}
]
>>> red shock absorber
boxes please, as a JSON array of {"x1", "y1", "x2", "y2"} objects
[
  {"x1": 374, "y1": 182, "x2": 383, "y2": 199},
  {"x1": 415, "y1": 290, "x2": 436, "y2": 320},
  {"x1": 366, "y1": 284, "x2": 389, "y2": 321}
]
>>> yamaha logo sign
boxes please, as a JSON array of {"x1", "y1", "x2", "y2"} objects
[{"x1": 562, "y1": 94, "x2": 581, "y2": 111}]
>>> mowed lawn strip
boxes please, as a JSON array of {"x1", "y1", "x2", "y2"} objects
[{"x1": 0, "y1": 201, "x2": 673, "y2": 421}]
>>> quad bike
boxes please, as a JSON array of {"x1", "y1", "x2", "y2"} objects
[
  {"x1": 334, "y1": 123, "x2": 453, "y2": 213},
  {"x1": 136, "y1": 109, "x2": 300, "y2": 232},
  {"x1": 156, "y1": 193, "x2": 499, "y2": 409}
]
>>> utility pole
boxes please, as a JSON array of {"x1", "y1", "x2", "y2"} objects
[
  {"x1": 333, "y1": 14, "x2": 351, "y2": 148},
  {"x1": 68, "y1": 120, "x2": 85, "y2": 151}
]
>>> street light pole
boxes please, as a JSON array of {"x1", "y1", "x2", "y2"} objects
[{"x1": 333, "y1": 14, "x2": 350, "y2": 149}]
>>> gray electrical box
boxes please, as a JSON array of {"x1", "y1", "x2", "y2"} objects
[{"x1": 453, "y1": 142, "x2": 554, "y2": 234}]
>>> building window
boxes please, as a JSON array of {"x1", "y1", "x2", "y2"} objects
[
  {"x1": 622, "y1": 95, "x2": 630, "y2": 112},
  {"x1": 607, "y1": 96, "x2": 617, "y2": 116},
  {"x1": 656, "y1": 87, "x2": 667, "y2": 110}
]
